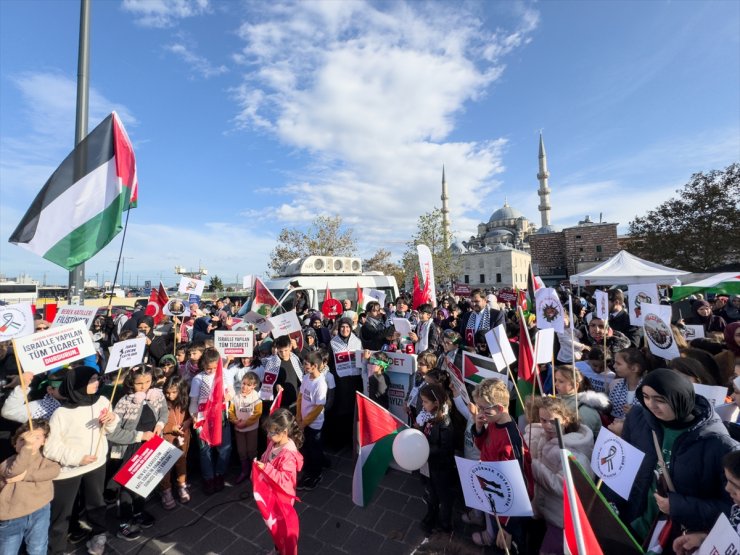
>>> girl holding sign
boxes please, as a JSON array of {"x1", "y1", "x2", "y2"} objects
[{"x1": 44, "y1": 366, "x2": 119, "y2": 555}]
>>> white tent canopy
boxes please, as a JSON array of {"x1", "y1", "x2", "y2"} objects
[{"x1": 570, "y1": 250, "x2": 690, "y2": 286}]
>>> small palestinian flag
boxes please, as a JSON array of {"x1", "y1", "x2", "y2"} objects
[
  {"x1": 9, "y1": 112, "x2": 137, "y2": 271},
  {"x1": 352, "y1": 392, "x2": 406, "y2": 507},
  {"x1": 356, "y1": 282, "x2": 363, "y2": 312},
  {"x1": 462, "y1": 351, "x2": 505, "y2": 386},
  {"x1": 252, "y1": 278, "x2": 279, "y2": 317}
]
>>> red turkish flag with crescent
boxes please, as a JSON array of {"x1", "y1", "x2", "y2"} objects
[
  {"x1": 145, "y1": 281, "x2": 169, "y2": 325},
  {"x1": 252, "y1": 460, "x2": 299, "y2": 555}
]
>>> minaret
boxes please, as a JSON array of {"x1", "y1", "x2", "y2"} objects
[
  {"x1": 537, "y1": 132, "x2": 552, "y2": 228},
  {"x1": 441, "y1": 165, "x2": 451, "y2": 249}
]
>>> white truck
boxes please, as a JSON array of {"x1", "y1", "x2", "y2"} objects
[{"x1": 240, "y1": 256, "x2": 399, "y2": 316}]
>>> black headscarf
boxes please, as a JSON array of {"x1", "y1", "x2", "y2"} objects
[
  {"x1": 59, "y1": 366, "x2": 100, "y2": 407},
  {"x1": 636, "y1": 368, "x2": 695, "y2": 429},
  {"x1": 337, "y1": 317, "x2": 354, "y2": 344}
]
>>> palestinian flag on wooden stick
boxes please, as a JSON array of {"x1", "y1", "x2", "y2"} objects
[
  {"x1": 9, "y1": 112, "x2": 138, "y2": 271},
  {"x1": 352, "y1": 392, "x2": 407, "y2": 507},
  {"x1": 462, "y1": 351, "x2": 506, "y2": 386}
]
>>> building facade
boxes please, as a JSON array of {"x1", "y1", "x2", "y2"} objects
[{"x1": 457, "y1": 244, "x2": 530, "y2": 289}]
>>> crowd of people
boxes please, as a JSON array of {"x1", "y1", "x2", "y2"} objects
[{"x1": 0, "y1": 288, "x2": 738, "y2": 555}]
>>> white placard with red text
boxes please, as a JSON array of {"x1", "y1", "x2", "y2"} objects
[
  {"x1": 104, "y1": 338, "x2": 146, "y2": 374},
  {"x1": 267, "y1": 310, "x2": 301, "y2": 339},
  {"x1": 215, "y1": 330, "x2": 254, "y2": 358},
  {"x1": 113, "y1": 435, "x2": 182, "y2": 498},
  {"x1": 13, "y1": 320, "x2": 95, "y2": 374},
  {"x1": 51, "y1": 306, "x2": 98, "y2": 329}
]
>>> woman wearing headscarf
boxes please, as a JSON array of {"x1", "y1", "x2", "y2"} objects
[
  {"x1": 685, "y1": 300, "x2": 727, "y2": 334},
  {"x1": 137, "y1": 315, "x2": 174, "y2": 364},
  {"x1": 716, "y1": 322, "x2": 740, "y2": 387},
  {"x1": 43, "y1": 366, "x2": 120, "y2": 555},
  {"x1": 620, "y1": 368, "x2": 737, "y2": 547},
  {"x1": 327, "y1": 317, "x2": 364, "y2": 448},
  {"x1": 720, "y1": 295, "x2": 740, "y2": 324}
]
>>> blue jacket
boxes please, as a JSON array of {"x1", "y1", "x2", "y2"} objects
[{"x1": 620, "y1": 395, "x2": 738, "y2": 531}]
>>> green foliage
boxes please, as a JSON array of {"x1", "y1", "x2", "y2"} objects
[
  {"x1": 363, "y1": 248, "x2": 405, "y2": 287},
  {"x1": 402, "y1": 208, "x2": 460, "y2": 288},
  {"x1": 268, "y1": 216, "x2": 358, "y2": 275},
  {"x1": 208, "y1": 275, "x2": 224, "y2": 292},
  {"x1": 628, "y1": 163, "x2": 740, "y2": 272}
]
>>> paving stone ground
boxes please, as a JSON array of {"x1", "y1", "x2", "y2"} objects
[{"x1": 68, "y1": 446, "x2": 498, "y2": 555}]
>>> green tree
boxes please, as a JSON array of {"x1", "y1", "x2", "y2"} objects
[
  {"x1": 363, "y1": 248, "x2": 405, "y2": 287},
  {"x1": 628, "y1": 163, "x2": 740, "y2": 272},
  {"x1": 402, "y1": 208, "x2": 460, "y2": 289},
  {"x1": 268, "y1": 216, "x2": 358, "y2": 275},
  {"x1": 208, "y1": 275, "x2": 224, "y2": 292}
]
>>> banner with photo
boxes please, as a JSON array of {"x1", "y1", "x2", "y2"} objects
[
  {"x1": 642, "y1": 303, "x2": 680, "y2": 360},
  {"x1": 627, "y1": 283, "x2": 658, "y2": 326},
  {"x1": 534, "y1": 288, "x2": 565, "y2": 333},
  {"x1": 178, "y1": 276, "x2": 205, "y2": 297}
]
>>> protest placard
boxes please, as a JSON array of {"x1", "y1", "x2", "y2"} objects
[
  {"x1": 534, "y1": 328, "x2": 555, "y2": 364},
  {"x1": 13, "y1": 320, "x2": 95, "y2": 374},
  {"x1": 683, "y1": 324, "x2": 705, "y2": 341},
  {"x1": 268, "y1": 310, "x2": 301, "y2": 339},
  {"x1": 113, "y1": 435, "x2": 182, "y2": 498},
  {"x1": 242, "y1": 274, "x2": 254, "y2": 289},
  {"x1": 51, "y1": 306, "x2": 98, "y2": 329},
  {"x1": 591, "y1": 427, "x2": 645, "y2": 500},
  {"x1": 535, "y1": 288, "x2": 565, "y2": 333},
  {"x1": 693, "y1": 383, "x2": 730, "y2": 411},
  {"x1": 627, "y1": 283, "x2": 658, "y2": 326},
  {"x1": 455, "y1": 457, "x2": 533, "y2": 517},
  {"x1": 178, "y1": 276, "x2": 205, "y2": 296},
  {"x1": 391, "y1": 317, "x2": 412, "y2": 337},
  {"x1": 0, "y1": 303, "x2": 35, "y2": 342},
  {"x1": 697, "y1": 513, "x2": 739, "y2": 555},
  {"x1": 362, "y1": 288, "x2": 386, "y2": 308},
  {"x1": 163, "y1": 299, "x2": 189, "y2": 317},
  {"x1": 244, "y1": 311, "x2": 274, "y2": 334},
  {"x1": 385, "y1": 352, "x2": 416, "y2": 423},
  {"x1": 104, "y1": 338, "x2": 146, "y2": 374},
  {"x1": 215, "y1": 330, "x2": 254, "y2": 358},
  {"x1": 485, "y1": 324, "x2": 517, "y2": 372},
  {"x1": 642, "y1": 303, "x2": 680, "y2": 360},
  {"x1": 594, "y1": 290, "x2": 609, "y2": 321}
]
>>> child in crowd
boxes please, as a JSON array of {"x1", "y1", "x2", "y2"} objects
[
  {"x1": 527, "y1": 397, "x2": 594, "y2": 555},
  {"x1": 0, "y1": 419, "x2": 60, "y2": 555},
  {"x1": 107, "y1": 364, "x2": 168, "y2": 540},
  {"x1": 418, "y1": 383, "x2": 455, "y2": 534},
  {"x1": 367, "y1": 351, "x2": 392, "y2": 409},
  {"x1": 181, "y1": 342, "x2": 206, "y2": 383},
  {"x1": 407, "y1": 350, "x2": 437, "y2": 423},
  {"x1": 296, "y1": 352, "x2": 328, "y2": 491},
  {"x1": 190, "y1": 348, "x2": 234, "y2": 494},
  {"x1": 229, "y1": 372, "x2": 262, "y2": 484},
  {"x1": 574, "y1": 346, "x2": 615, "y2": 393},
  {"x1": 160, "y1": 375, "x2": 192, "y2": 509},
  {"x1": 608, "y1": 348, "x2": 650, "y2": 435},
  {"x1": 554, "y1": 366, "x2": 610, "y2": 437},
  {"x1": 158, "y1": 354, "x2": 178, "y2": 382},
  {"x1": 469, "y1": 378, "x2": 533, "y2": 549},
  {"x1": 175, "y1": 344, "x2": 188, "y2": 373},
  {"x1": 257, "y1": 408, "x2": 304, "y2": 499}
]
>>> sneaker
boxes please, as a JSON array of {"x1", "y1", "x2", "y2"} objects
[
  {"x1": 86, "y1": 533, "x2": 107, "y2": 555},
  {"x1": 133, "y1": 510, "x2": 155, "y2": 529},
  {"x1": 161, "y1": 488, "x2": 176, "y2": 510},
  {"x1": 116, "y1": 522, "x2": 142, "y2": 541},
  {"x1": 297, "y1": 474, "x2": 322, "y2": 491},
  {"x1": 68, "y1": 528, "x2": 91, "y2": 545},
  {"x1": 178, "y1": 483, "x2": 191, "y2": 504}
]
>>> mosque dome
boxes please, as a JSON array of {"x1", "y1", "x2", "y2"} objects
[
  {"x1": 485, "y1": 229, "x2": 513, "y2": 239},
  {"x1": 488, "y1": 201, "x2": 525, "y2": 224}
]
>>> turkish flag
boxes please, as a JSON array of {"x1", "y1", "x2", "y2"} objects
[
  {"x1": 145, "y1": 282, "x2": 169, "y2": 325},
  {"x1": 252, "y1": 460, "x2": 299, "y2": 555},
  {"x1": 198, "y1": 357, "x2": 224, "y2": 447},
  {"x1": 270, "y1": 388, "x2": 283, "y2": 415}
]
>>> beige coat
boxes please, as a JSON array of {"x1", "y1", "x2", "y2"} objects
[{"x1": 0, "y1": 446, "x2": 60, "y2": 520}]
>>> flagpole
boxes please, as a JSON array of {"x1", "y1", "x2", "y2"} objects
[
  {"x1": 68, "y1": 0, "x2": 91, "y2": 306},
  {"x1": 95, "y1": 365, "x2": 124, "y2": 457},
  {"x1": 568, "y1": 296, "x2": 580, "y2": 424},
  {"x1": 489, "y1": 495, "x2": 511, "y2": 555},
  {"x1": 556, "y1": 419, "x2": 588, "y2": 555},
  {"x1": 106, "y1": 207, "x2": 132, "y2": 316}
]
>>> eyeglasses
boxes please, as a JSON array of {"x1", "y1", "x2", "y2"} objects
[{"x1": 475, "y1": 403, "x2": 499, "y2": 415}]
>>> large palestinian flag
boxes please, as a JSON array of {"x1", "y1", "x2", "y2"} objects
[
  {"x1": 9, "y1": 112, "x2": 137, "y2": 271},
  {"x1": 352, "y1": 392, "x2": 406, "y2": 507}
]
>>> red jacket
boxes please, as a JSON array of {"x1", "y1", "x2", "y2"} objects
[
  {"x1": 473, "y1": 419, "x2": 534, "y2": 500},
  {"x1": 259, "y1": 439, "x2": 304, "y2": 499}
]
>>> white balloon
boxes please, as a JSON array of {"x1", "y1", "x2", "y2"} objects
[{"x1": 392, "y1": 428, "x2": 430, "y2": 471}]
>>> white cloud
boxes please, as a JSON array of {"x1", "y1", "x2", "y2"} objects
[
  {"x1": 231, "y1": 1, "x2": 539, "y2": 257},
  {"x1": 165, "y1": 43, "x2": 228, "y2": 78},
  {"x1": 122, "y1": 0, "x2": 210, "y2": 28}
]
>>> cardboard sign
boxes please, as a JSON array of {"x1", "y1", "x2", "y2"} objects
[
  {"x1": 268, "y1": 310, "x2": 301, "y2": 339},
  {"x1": 485, "y1": 325, "x2": 517, "y2": 372},
  {"x1": 51, "y1": 306, "x2": 98, "y2": 329},
  {"x1": 697, "y1": 513, "x2": 739, "y2": 555},
  {"x1": 693, "y1": 383, "x2": 729, "y2": 411},
  {"x1": 642, "y1": 303, "x2": 680, "y2": 360},
  {"x1": 178, "y1": 276, "x2": 205, "y2": 296},
  {"x1": 627, "y1": 283, "x2": 658, "y2": 326},
  {"x1": 0, "y1": 303, "x2": 35, "y2": 342},
  {"x1": 14, "y1": 320, "x2": 96, "y2": 374},
  {"x1": 683, "y1": 324, "x2": 705, "y2": 341},
  {"x1": 455, "y1": 457, "x2": 533, "y2": 517},
  {"x1": 104, "y1": 338, "x2": 146, "y2": 374},
  {"x1": 113, "y1": 435, "x2": 182, "y2": 498},
  {"x1": 534, "y1": 328, "x2": 555, "y2": 364},
  {"x1": 590, "y1": 427, "x2": 646, "y2": 501},
  {"x1": 215, "y1": 330, "x2": 254, "y2": 357}
]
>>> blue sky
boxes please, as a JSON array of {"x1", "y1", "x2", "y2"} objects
[{"x1": 1, "y1": 0, "x2": 738, "y2": 288}]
